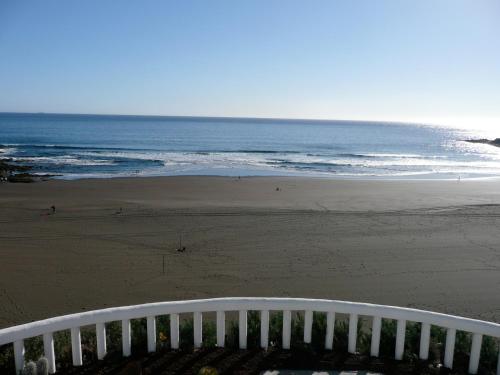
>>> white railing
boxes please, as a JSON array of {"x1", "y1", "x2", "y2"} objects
[{"x1": 1, "y1": 297, "x2": 500, "y2": 374}]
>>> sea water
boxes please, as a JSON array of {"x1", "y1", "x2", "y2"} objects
[{"x1": 1, "y1": 112, "x2": 499, "y2": 179}]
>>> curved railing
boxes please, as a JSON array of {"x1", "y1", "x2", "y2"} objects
[{"x1": 1, "y1": 297, "x2": 500, "y2": 374}]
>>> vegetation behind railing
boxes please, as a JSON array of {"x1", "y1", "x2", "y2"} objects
[{"x1": 1, "y1": 311, "x2": 499, "y2": 374}]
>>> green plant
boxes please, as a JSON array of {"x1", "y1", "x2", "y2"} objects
[
  {"x1": 224, "y1": 312, "x2": 261, "y2": 349},
  {"x1": 311, "y1": 312, "x2": 327, "y2": 351},
  {"x1": 403, "y1": 322, "x2": 421, "y2": 362},
  {"x1": 225, "y1": 319, "x2": 238, "y2": 349},
  {"x1": 379, "y1": 319, "x2": 396, "y2": 358},
  {"x1": 52, "y1": 331, "x2": 72, "y2": 368},
  {"x1": 131, "y1": 318, "x2": 147, "y2": 354},
  {"x1": 290, "y1": 311, "x2": 304, "y2": 346},
  {"x1": 105, "y1": 321, "x2": 123, "y2": 354},
  {"x1": 333, "y1": 319, "x2": 349, "y2": 354},
  {"x1": 23, "y1": 337, "x2": 43, "y2": 363},
  {"x1": 429, "y1": 325, "x2": 446, "y2": 363},
  {"x1": 0, "y1": 344, "x2": 15, "y2": 373},
  {"x1": 268, "y1": 312, "x2": 283, "y2": 348},
  {"x1": 157, "y1": 315, "x2": 170, "y2": 349},
  {"x1": 247, "y1": 311, "x2": 261, "y2": 349},
  {"x1": 20, "y1": 361, "x2": 36, "y2": 375},
  {"x1": 179, "y1": 317, "x2": 194, "y2": 350},
  {"x1": 80, "y1": 326, "x2": 97, "y2": 363},
  {"x1": 453, "y1": 330, "x2": 473, "y2": 369},
  {"x1": 36, "y1": 357, "x2": 48, "y2": 375},
  {"x1": 479, "y1": 335, "x2": 499, "y2": 372},
  {"x1": 202, "y1": 320, "x2": 216, "y2": 348},
  {"x1": 455, "y1": 331, "x2": 472, "y2": 355}
]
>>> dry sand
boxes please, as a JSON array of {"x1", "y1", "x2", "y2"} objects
[{"x1": 1, "y1": 176, "x2": 500, "y2": 328}]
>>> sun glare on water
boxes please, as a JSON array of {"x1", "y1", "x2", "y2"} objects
[{"x1": 416, "y1": 117, "x2": 500, "y2": 139}]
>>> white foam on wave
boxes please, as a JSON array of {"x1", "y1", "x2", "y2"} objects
[
  {"x1": 78, "y1": 148, "x2": 500, "y2": 176},
  {"x1": 81, "y1": 150, "x2": 276, "y2": 169},
  {"x1": 359, "y1": 153, "x2": 423, "y2": 158},
  {"x1": 12, "y1": 156, "x2": 115, "y2": 166},
  {"x1": 10, "y1": 141, "x2": 500, "y2": 180},
  {"x1": 0, "y1": 147, "x2": 17, "y2": 156}
]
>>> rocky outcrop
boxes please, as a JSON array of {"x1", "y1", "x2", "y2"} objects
[
  {"x1": 1, "y1": 158, "x2": 60, "y2": 183},
  {"x1": 0, "y1": 159, "x2": 35, "y2": 182},
  {"x1": 465, "y1": 138, "x2": 500, "y2": 147}
]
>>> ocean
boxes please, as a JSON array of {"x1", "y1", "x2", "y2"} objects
[{"x1": 1, "y1": 113, "x2": 499, "y2": 180}]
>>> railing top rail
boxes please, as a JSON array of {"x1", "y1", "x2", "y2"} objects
[{"x1": 1, "y1": 297, "x2": 499, "y2": 345}]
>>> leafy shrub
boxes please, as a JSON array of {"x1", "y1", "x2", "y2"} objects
[
  {"x1": 311, "y1": 312, "x2": 327, "y2": 350},
  {"x1": 246, "y1": 311, "x2": 261, "y2": 349},
  {"x1": 20, "y1": 361, "x2": 36, "y2": 375},
  {"x1": 202, "y1": 320, "x2": 216, "y2": 348},
  {"x1": 36, "y1": 357, "x2": 48, "y2": 375},
  {"x1": 268, "y1": 311, "x2": 283, "y2": 348},
  {"x1": 0, "y1": 344, "x2": 15, "y2": 373},
  {"x1": 156, "y1": 315, "x2": 170, "y2": 350},
  {"x1": 479, "y1": 335, "x2": 499, "y2": 373},
  {"x1": 179, "y1": 317, "x2": 194, "y2": 350}
]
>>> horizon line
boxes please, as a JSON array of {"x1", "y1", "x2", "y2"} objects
[{"x1": 0, "y1": 111, "x2": 433, "y2": 127}]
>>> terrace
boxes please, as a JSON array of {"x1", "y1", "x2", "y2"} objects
[{"x1": 1, "y1": 298, "x2": 499, "y2": 374}]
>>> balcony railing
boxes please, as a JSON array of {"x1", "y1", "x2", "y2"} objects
[{"x1": 0, "y1": 297, "x2": 499, "y2": 374}]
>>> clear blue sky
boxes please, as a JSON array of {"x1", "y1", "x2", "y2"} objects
[{"x1": 1, "y1": 0, "x2": 499, "y2": 129}]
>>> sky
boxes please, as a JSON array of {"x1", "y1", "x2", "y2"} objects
[{"x1": 0, "y1": 0, "x2": 499, "y2": 130}]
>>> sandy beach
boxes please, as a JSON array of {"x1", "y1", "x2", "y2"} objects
[{"x1": 1, "y1": 176, "x2": 500, "y2": 328}]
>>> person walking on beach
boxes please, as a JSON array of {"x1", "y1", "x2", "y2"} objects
[{"x1": 51, "y1": 205, "x2": 56, "y2": 214}]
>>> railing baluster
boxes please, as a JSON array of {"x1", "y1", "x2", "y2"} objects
[
  {"x1": 282, "y1": 310, "x2": 292, "y2": 349},
  {"x1": 419, "y1": 322, "x2": 431, "y2": 360},
  {"x1": 121, "y1": 320, "x2": 131, "y2": 357},
  {"x1": 348, "y1": 313, "x2": 358, "y2": 353},
  {"x1": 96, "y1": 322, "x2": 107, "y2": 360},
  {"x1": 260, "y1": 310, "x2": 269, "y2": 349},
  {"x1": 170, "y1": 313, "x2": 179, "y2": 349},
  {"x1": 14, "y1": 340, "x2": 25, "y2": 374},
  {"x1": 395, "y1": 319, "x2": 406, "y2": 360},
  {"x1": 147, "y1": 316, "x2": 156, "y2": 352},
  {"x1": 239, "y1": 310, "x2": 247, "y2": 349},
  {"x1": 71, "y1": 327, "x2": 83, "y2": 366},
  {"x1": 370, "y1": 316, "x2": 382, "y2": 357},
  {"x1": 468, "y1": 333, "x2": 482, "y2": 374},
  {"x1": 216, "y1": 311, "x2": 225, "y2": 347},
  {"x1": 444, "y1": 327, "x2": 456, "y2": 369},
  {"x1": 194, "y1": 311, "x2": 202, "y2": 348},
  {"x1": 43, "y1": 332, "x2": 56, "y2": 373},
  {"x1": 304, "y1": 310, "x2": 313, "y2": 344},
  {"x1": 325, "y1": 311, "x2": 335, "y2": 350}
]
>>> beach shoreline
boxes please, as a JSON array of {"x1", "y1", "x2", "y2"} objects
[
  {"x1": 3, "y1": 113, "x2": 500, "y2": 182},
  {"x1": 1, "y1": 176, "x2": 500, "y2": 327}
]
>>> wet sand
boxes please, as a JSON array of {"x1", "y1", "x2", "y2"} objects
[{"x1": 1, "y1": 176, "x2": 500, "y2": 327}]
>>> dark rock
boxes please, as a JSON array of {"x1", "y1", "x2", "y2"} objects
[
  {"x1": 0, "y1": 158, "x2": 57, "y2": 182},
  {"x1": 1, "y1": 159, "x2": 32, "y2": 173},
  {"x1": 465, "y1": 138, "x2": 500, "y2": 147},
  {"x1": 7, "y1": 173, "x2": 35, "y2": 183}
]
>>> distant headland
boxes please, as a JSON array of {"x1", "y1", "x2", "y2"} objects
[{"x1": 465, "y1": 138, "x2": 500, "y2": 148}]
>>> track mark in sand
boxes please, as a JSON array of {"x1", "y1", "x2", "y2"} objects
[
  {"x1": 362, "y1": 267, "x2": 499, "y2": 279},
  {"x1": 4, "y1": 205, "x2": 500, "y2": 228}
]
